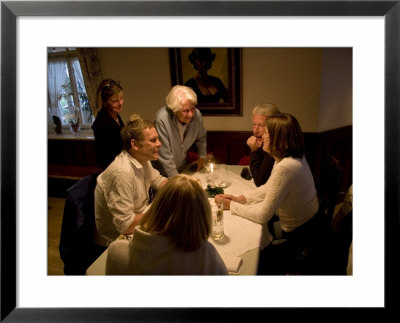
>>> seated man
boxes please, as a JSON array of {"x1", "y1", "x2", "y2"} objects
[
  {"x1": 152, "y1": 85, "x2": 207, "y2": 178},
  {"x1": 95, "y1": 118, "x2": 168, "y2": 246},
  {"x1": 246, "y1": 103, "x2": 280, "y2": 187}
]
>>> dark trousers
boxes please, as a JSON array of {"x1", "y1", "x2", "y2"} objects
[{"x1": 258, "y1": 211, "x2": 335, "y2": 275}]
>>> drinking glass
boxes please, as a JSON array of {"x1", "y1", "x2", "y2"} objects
[
  {"x1": 218, "y1": 164, "x2": 231, "y2": 188},
  {"x1": 211, "y1": 200, "x2": 224, "y2": 240}
]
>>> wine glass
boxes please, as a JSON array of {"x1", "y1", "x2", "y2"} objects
[{"x1": 218, "y1": 164, "x2": 231, "y2": 188}]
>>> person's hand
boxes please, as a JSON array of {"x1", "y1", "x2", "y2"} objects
[
  {"x1": 215, "y1": 194, "x2": 234, "y2": 200},
  {"x1": 190, "y1": 157, "x2": 205, "y2": 172},
  {"x1": 247, "y1": 136, "x2": 263, "y2": 152},
  {"x1": 215, "y1": 195, "x2": 231, "y2": 210},
  {"x1": 216, "y1": 194, "x2": 246, "y2": 204}
]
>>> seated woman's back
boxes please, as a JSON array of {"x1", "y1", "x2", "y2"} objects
[
  {"x1": 105, "y1": 174, "x2": 228, "y2": 275},
  {"x1": 106, "y1": 227, "x2": 227, "y2": 275}
]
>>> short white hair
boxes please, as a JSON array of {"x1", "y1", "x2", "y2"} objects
[
  {"x1": 252, "y1": 103, "x2": 280, "y2": 118},
  {"x1": 166, "y1": 85, "x2": 198, "y2": 113}
]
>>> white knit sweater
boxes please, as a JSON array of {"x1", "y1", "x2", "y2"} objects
[
  {"x1": 231, "y1": 156, "x2": 319, "y2": 248},
  {"x1": 106, "y1": 226, "x2": 228, "y2": 275}
]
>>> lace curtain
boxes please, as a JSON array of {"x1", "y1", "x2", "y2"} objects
[
  {"x1": 71, "y1": 57, "x2": 86, "y2": 93},
  {"x1": 48, "y1": 56, "x2": 68, "y2": 124},
  {"x1": 71, "y1": 57, "x2": 91, "y2": 124},
  {"x1": 76, "y1": 48, "x2": 103, "y2": 117}
]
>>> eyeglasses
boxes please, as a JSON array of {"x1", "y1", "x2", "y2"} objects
[
  {"x1": 101, "y1": 80, "x2": 121, "y2": 93},
  {"x1": 252, "y1": 124, "x2": 265, "y2": 129}
]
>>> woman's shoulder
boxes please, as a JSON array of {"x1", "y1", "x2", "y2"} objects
[
  {"x1": 208, "y1": 75, "x2": 225, "y2": 85},
  {"x1": 193, "y1": 108, "x2": 204, "y2": 121},
  {"x1": 275, "y1": 156, "x2": 310, "y2": 176},
  {"x1": 155, "y1": 106, "x2": 167, "y2": 116},
  {"x1": 155, "y1": 106, "x2": 172, "y2": 121},
  {"x1": 107, "y1": 238, "x2": 130, "y2": 258},
  {"x1": 92, "y1": 110, "x2": 114, "y2": 129},
  {"x1": 106, "y1": 238, "x2": 132, "y2": 274},
  {"x1": 279, "y1": 156, "x2": 304, "y2": 167},
  {"x1": 200, "y1": 241, "x2": 229, "y2": 274},
  {"x1": 200, "y1": 240, "x2": 223, "y2": 257}
]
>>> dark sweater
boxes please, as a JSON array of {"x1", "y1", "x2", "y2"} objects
[
  {"x1": 92, "y1": 109, "x2": 125, "y2": 170},
  {"x1": 249, "y1": 149, "x2": 275, "y2": 187}
]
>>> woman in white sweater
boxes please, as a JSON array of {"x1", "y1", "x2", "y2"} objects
[
  {"x1": 106, "y1": 174, "x2": 228, "y2": 275},
  {"x1": 215, "y1": 114, "x2": 333, "y2": 275}
]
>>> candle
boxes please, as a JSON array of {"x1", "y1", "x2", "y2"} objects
[{"x1": 210, "y1": 163, "x2": 215, "y2": 187}]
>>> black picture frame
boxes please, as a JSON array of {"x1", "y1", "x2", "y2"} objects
[
  {"x1": 1, "y1": 0, "x2": 399, "y2": 321},
  {"x1": 169, "y1": 48, "x2": 242, "y2": 116}
]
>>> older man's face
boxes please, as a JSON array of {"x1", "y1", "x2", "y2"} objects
[
  {"x1": 175, "y1": 100, "x2": 196, "y2": 124},
  {"x1": 252, "y1": 114, "x2": 268, "y2": 145}
]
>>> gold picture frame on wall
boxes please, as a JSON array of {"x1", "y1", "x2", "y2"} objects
[{"x1": 169, "y1": 48, "x2": 242, "y2": 116}]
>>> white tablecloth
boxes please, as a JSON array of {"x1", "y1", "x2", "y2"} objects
[
  {"x1": 207, "y1": 210, "x2": 262, "y2": 257},
  {"x1": 87, "y1": 165, "x2": 262, "y2": 275},
  {"x1": 192, "y1": 165, "x2": 262, "y2": 258}
]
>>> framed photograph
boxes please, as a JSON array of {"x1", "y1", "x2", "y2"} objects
[
  {"x1": 169, "y1": 48, "x2": 242, "y2": 116},
  {"x1": 2, "y1": 0, "x2": 400, "y2": 321}
]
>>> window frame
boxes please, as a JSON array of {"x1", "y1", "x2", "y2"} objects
[{"x1": 47, "y1": 48, "x2": 93, "y2": 131}]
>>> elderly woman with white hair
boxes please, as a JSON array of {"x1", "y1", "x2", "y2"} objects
[{"x1": 152, "y1": 85, "x2": 207, "y2": 178}]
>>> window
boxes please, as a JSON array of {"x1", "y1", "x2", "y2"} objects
[{"x1": 48, "y1": 48, "x2": 94, "y2": 130}]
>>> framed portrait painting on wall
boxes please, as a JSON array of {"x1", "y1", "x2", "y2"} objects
[{"x1": 169, "y1": 48, "x2": 242, "y2": 116}]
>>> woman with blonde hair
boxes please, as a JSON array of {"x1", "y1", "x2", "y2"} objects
[
  {"x1": 92, "y1": 79, "x2": 125, "y2": 169},
  {"x1": 106, "y1": 174, "x2": 228, "y2": 275}
]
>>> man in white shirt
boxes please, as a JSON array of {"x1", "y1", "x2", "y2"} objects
[{"x1": 95, "y1": 119, "x2": 168, "y2": 246}]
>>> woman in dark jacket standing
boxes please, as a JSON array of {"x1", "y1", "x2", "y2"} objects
[{"x1": 92, "y1": 79, "x2": 125, "y2": 170}]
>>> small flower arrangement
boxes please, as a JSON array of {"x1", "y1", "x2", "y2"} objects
[
  {"x1": 64, "y1": 110, "x2": 80, "y2": 127},
  {"x1": 68, "y1": 117, "x2": 80, "y2": 127},
  {"x1": 64, "y1": 112, "x2": 80, "y2": 134}
]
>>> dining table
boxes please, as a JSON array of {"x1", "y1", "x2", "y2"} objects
[{"x1": 86, "y1": 164, "x2": 263, "y2": 275}]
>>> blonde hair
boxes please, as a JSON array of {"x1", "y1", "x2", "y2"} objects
[
  {"x1": 96, "y1": 79, "x2": 123, "y2": 113},
  {"x1": 121, "y1": 118, "x2": 154, "y2": 151},
  {"x1": 140, "y1": 175, "x2": 211, "y2": 252},
  {"x1": 129, "y1": 113, "x2": 141, "y2": 121},
  {"x1": 252, "y1": 103, "x2": 280, "y2": 118},
  {"x1": 166, "y1": 85, "x2": 197, "y2": 113}
]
